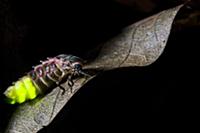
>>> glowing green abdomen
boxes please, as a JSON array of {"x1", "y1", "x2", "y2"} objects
[{"x1": 4, "y1": 76, "x2": 39, "y2": 104}]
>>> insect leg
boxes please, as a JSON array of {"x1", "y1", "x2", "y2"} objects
[
  {"x1": 67, "y1": 75, "x2": 74, "y2": 93},
  {"x1": 55, "y1": 71, "x2": 68, "y2": 95},
  {"x1": 56, "y1": 82, "x2": 66, "y2": 95}
]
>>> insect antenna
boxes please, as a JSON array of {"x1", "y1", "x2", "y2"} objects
[{"x1": 78, "y1": 70, "x2": 91, "y2": 78}]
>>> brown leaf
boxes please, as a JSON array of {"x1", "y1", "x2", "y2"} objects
[
  {"x1": 5, "y1": 76, "x2": 95, "y2": 133},
  {"x1": 5, "y1": 5, "x2": 183, "y2": 133},
  {"x1": 85, "y1": 4, "x2": 183, "y2": 70}
]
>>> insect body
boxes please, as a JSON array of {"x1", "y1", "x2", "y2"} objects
[{"x1": 4, "y1": 54, "x2": 89, "y2": 104}]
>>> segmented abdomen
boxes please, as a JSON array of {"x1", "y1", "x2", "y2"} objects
[
  {"x1": 4, "y1": 58, "x2": 65, "y2": 104},
  {"x1": 4, "y1": 76, "x2": 38, "y2": 104}
]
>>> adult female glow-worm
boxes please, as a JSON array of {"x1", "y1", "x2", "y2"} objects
[{"x1": 4, "y1": 54, "x2": 90, "y2": 104}]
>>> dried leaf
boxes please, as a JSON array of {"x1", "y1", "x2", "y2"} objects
[
  {"x1": 85, "y1": 4, "x2": 183, "y2": 70},
  {"x1": 5, "y1": 76, "x2": 95, "y2": 133},
  {"x1": 5, "y1": 5, "x2": 183, "y2": 133}
]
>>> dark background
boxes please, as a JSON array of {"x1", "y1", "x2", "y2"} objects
[{"x1": 0, "y1": 0, "x2": 199, "y2": 132}]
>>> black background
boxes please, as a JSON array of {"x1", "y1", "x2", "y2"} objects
[{"x1": 0, "y1": 0, "x2": 199, "y2": 132}]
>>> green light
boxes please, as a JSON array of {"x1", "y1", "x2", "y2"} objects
[
  {"x1": 4, "y1": 86, "x2": 16, "y2": 99},
  {"x1": 4, "y1": 76, "x2": 38, "y2": 104},
  {"x1": 22, "y1": 77, "x2": 37, "y2": 100},
  {"x1": 4, "y1": 86, "x2": 17, "y2": 104},
  {"x1": 15, "y1": 81, "x2": 26, "y2": 103}
]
